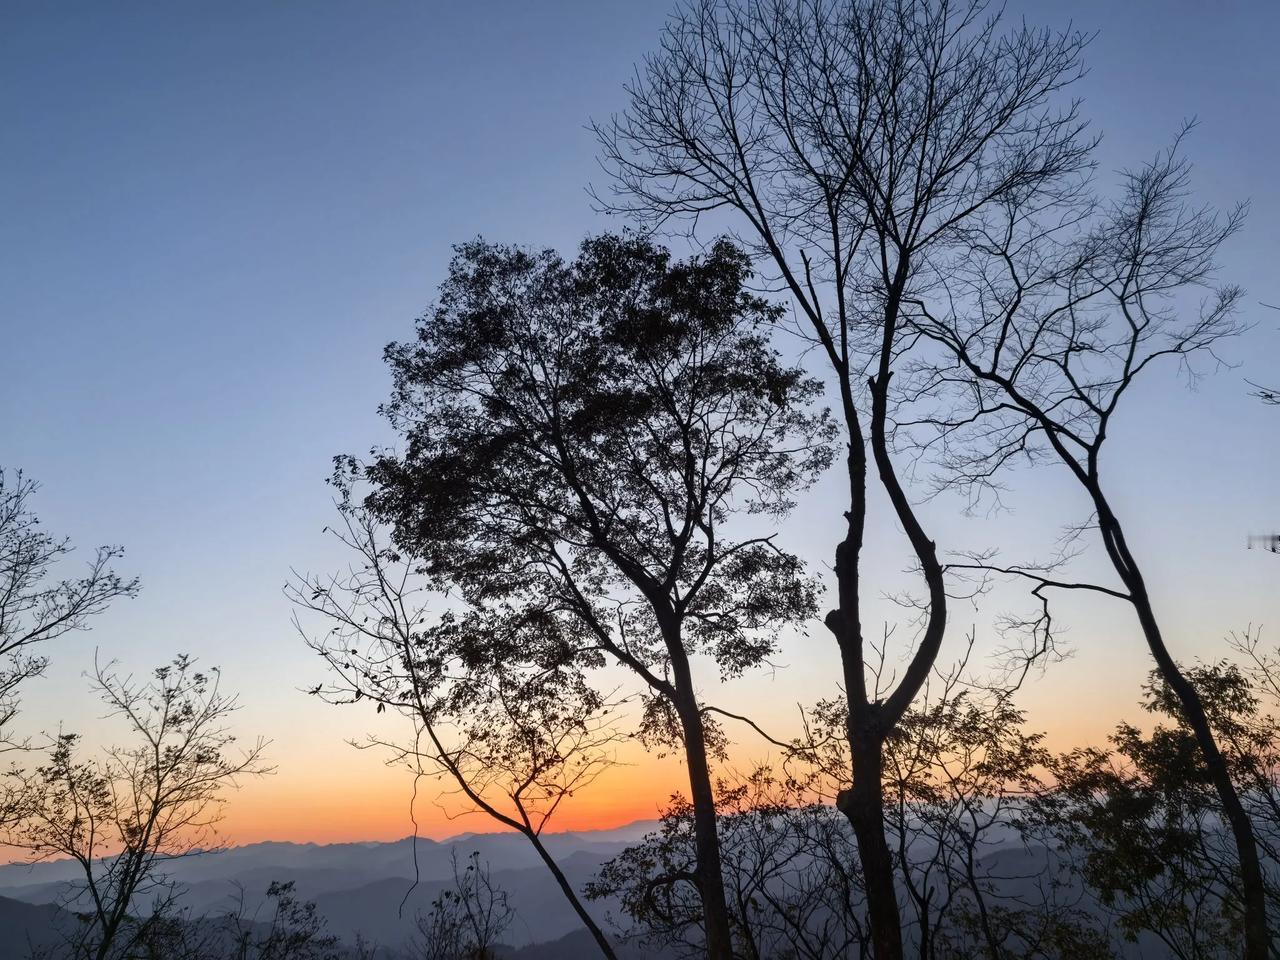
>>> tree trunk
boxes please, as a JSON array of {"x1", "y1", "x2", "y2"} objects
[
  {"x1": 827, "y1": 430, "x2": 907, "y2": 960},
  {"x1": 1094, "y1": 494, "x2": 1270, "y2": 960},
  {"x1": 840, "y1": 730, "x2": 904, "y2": 960},
  {"x1": 527, "y1": 833, "x2": 619, "y2": 960},
  {"x1": 676, "y1": 695, "x2": 735, "y2": 960}
]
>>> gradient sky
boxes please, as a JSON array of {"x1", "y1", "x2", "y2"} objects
[{"x1": 2, "y1": 1, "x2": 1277, "y2": 848}]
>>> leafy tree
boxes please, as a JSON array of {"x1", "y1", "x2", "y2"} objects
[
  {"x1": 1033, "y1": 640, "x2": 1280, "y2": 960},
  {"x1": 4, "y1": 656, "x2": 269, "y2": 960},
  {"x1": 129, "y1": 880, "x2": 355, "y2": 960},
  {"x1": 352, "y1": 233, "x2": 832, "y2": 960}
]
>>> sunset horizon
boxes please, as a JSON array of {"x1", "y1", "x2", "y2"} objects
[{"x1": 3, "y1": 2, "x2": 1277, "y2": 958}]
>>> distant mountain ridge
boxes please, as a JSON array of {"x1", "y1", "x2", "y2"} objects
[
  {"x1": 0, "y1": 827, "x2": 1155, "y2": 959},
  {"x1": 0, "y1": 821, "x2": 662, "y2": 952},
  {"x1": 0, "y1": 819, "x2": 661, "y2": 890}
]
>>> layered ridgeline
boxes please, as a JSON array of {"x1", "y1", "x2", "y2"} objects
[
  {"x1": 0, "y1": 816, "x2": 1170, "y2": 960},
  {"x1": 0, "y1": 823, "x2": 662, "y2": 959}
]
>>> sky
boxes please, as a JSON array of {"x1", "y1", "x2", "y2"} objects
[{"x1": 2, "y1": 0, "x2": 1277, "y2": 848}]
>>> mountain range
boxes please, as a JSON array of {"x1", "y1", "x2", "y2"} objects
[{"x1": 0, "y1": 823, "x2": 665, "y2": 957}]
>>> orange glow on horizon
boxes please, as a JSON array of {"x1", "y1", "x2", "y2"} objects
[
  {"x1": 216, "y1": 750, "x2": 692, "y2": 848},
  {"x1": 214, "y1": 671, "x2": 1149, "y2": 850}
]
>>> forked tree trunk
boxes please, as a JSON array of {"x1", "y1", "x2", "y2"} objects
[{"x1": 827, "y1": 433, "x2": 909, "y2": 960}]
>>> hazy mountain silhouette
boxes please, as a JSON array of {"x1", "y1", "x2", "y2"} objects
[
  {"x1": 0, "y1": 823, "x2": 659, "y2": 953},
  {"x1": 0, "y1": 895, "x2": 71, "y2": 960},
  {"x1": 0, "y1": 823, "x2": 1155, "y2": 958}
]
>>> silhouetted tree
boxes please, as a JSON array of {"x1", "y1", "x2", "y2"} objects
[
  {"x1": 3, "y1": 656, "x2": 269, "y2": 960},
  {"x1": 1031, "y1": 645, "x2": 1280, "y2": 959},
  {"x1": 0, "y1": 468, "x2": 137, "y2": 752},
  {"x1": 351, "y1": 233, "x2": 832, "y2": 960},
  {"x1": 411, "y1": 851, "x2": 514, "y2": 960},
  {"x1": 290, "y1": 492, "x2": 622, "y2": 960},
  {"x1": 223, "y1": 881, "x2": 349, "y2": 960},
  {"x1": 887, "y1": 686, "x2": 1105, "y2": 959},
  {"x1": 792, "y1": 640, "x2": 1107, "y2": 960},
  {"x1": 93, "y1": 879, "x2": 360, "y2": 960},
  {"x1": 589, "y1": 768, "x2": 871, "y2": 960},
  {"x1": 594, "y1": 3, "x2": 1093, "y2": 954},
  {"x1": 593, "y1": 666, "x2": 1109, "y2": 960},
  {"x1": 905, "y1": 131, "x2": 1269, "y2": 953}
]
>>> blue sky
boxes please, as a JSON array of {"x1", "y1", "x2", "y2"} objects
[{"x1": 2, "y1": 0, "x2": 1277, "y2": 842}]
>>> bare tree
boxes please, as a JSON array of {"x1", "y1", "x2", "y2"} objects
[
  {"x1": 3, "y1": 655, "x2": 269, "y2": 960},
  {"x1": 349, "y1": 234, "x2": 831, "y2": 960},
  {"x1": 290, "y1": 492, "x2": 623, "y2": 960},
  {"x1": 1246, "y1": 380, "x2": 1278, "y2": 406},
  {"x1": 131, "y1": 880, "x2": 352, "y2": 960},
  {"x1": 1246, "y1": 303, "x2": 1278, "y2": 405},
  {"x1": 0, "y1": 468, "x2": 138, "y2": 750},
  {"x1": 410, "y1": 851, "x2": 515, "y2": 960},
  {"x1": 217, "y1": 881, "x2": 347, "y2": 960},
  {"x1": 904, "y1": 131, "x2": 1270, "y2": 953},
  {"x1": 594, "y1": 2, "x2": 1093, "y2": 954}
]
